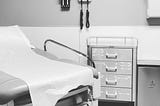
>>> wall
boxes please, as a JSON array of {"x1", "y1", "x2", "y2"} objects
[
  {"x1": 21, "y1": 27, "x2": 80, "y2": 62},
  {"x1": 0, "y1": 0, "x2": 147, "y2": 26},
  {"x1": 79, "y1": 26, "x2": 160, "y2": 62},
  {"x1": 21, "y1": 26, "x2": 160, "y2": 64}
]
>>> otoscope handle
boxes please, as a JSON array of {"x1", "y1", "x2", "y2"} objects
[
  {"x1": 80, "y1": 9, "x2": 83, "y2": 30},
  {"x1": 86, "y1": 9, "x2": 90, "y2": 28}
]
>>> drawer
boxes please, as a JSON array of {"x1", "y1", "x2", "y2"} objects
[
  {"x1": 100, "y1": 87, "x2": 131, "y2": 101},
  {"x1": 101, "y1": 74, "x2": 132, "y2": 88},
  {"x1": 95, "y1": 61, "x2": 132, "y2": 75},
  {"x1": 92, "y1": 48, "x2": 132, "y2": 61}
]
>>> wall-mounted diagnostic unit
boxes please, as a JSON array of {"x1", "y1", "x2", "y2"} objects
[
  {"x1": 87, "y1": 37, "x2": 138, "y2": 106},
  {"x1": 78, "y1": 0, "x2": 91, "y2": 29},
  {"x1": 60, "y1": 0, "x2": 71, "y2": 10}
]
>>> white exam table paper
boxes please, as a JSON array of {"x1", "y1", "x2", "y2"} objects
[{"x1": 0, "y1": 26, "x2": 94, "y2": 106}]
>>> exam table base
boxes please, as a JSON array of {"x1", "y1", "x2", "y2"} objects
[
  {"x1": 0, "y1": 71, "x2": 99, "y2": 106},
  {"x1": 4, "y1": 100, "x2": 98, "y2": 106},
  {"x1": 2, "y1": 86, "x2": 98, "y2": 106}
]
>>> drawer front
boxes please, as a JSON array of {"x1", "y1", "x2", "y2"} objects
[
  {"x1": 100, "y1": 87, "x2": 131, "y2": 101},
  {"x1": 92, "y1": 48, "x2": 132, "y2": 61},
  {"x1": 101, "y1": 74, "x2": 132, "y2": 88},
  {"x1": 95, "y1": 61, "x2": 132, "y2": 75}
]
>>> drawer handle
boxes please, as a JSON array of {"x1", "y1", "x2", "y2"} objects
[
  {"x1": 106, "y1": 66, "x2": 117, "y2": 72},
  {"x1": 106, "y1": 79, "x2": 117, "y2": 85},
  {"x1": 106, "y1": 91, "x2": 117, "y2": 98},
  {"x1": 106, "y1": 53, "x2": 117, "y2": 59}
]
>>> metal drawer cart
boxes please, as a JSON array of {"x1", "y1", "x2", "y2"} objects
[{"x1": 87, "y1": 37, "x2": 138, "y2": 106}]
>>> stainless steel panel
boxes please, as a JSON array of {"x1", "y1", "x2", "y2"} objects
[{"x1": 138, "y1": 66, "x2": 160, "y2": 106}]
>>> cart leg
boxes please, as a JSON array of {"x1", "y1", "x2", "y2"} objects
[{"x1": 88, "y1": 100, "x2": 98, "y2": 106}]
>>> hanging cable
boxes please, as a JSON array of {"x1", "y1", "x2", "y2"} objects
[
  {"x1": 80, "y1": 0, "x2": 83, "y2": 30},
  {"x1": 86, "y1": 0, "x2": 90, "y2": 28},
  {"x1": 44, "y1": 39, "x2": 96, "y2": 68}
]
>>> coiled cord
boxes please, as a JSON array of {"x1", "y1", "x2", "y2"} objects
[{"x1": 86, "y1": 0, "x2": 90, "y2": 28}]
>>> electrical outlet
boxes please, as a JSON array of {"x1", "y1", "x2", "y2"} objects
[{"x1": 148, "y1": 80, "x2": 156, "y2": 88}]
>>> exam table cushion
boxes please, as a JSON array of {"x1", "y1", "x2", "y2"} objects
[
  {"x1": 0, "y1": 48, "x2": 98, "y2": 105},
  {"x1": 0, "y1": 47, "x2": 97, "y2": 105},
  {"x1": 0, "y1": 71, "x2": 28, "y2": 104},
  {"x1": 0, "y1": 70, "x2": 90, "y2": 106},
  {"x1": 0, "y1": 48, "x2": 73, "y2": 105}
]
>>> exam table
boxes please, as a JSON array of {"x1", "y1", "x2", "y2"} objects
[
  {"x1": 0, "y1": 48, "x2": 99, "y2": 106},
  {"x1": 0, "y1": 26, "x2": 100, "y2": 106},
  {"x1": 0, "y1": 70, "x2": 92, "y2": 106}
]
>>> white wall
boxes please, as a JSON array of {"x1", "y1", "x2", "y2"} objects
[
  {"x1": 21, "y1": 27, "x2": 80, "y2": 62},
  {"x1": 80, "y1": 26, "x2": 160, "y2": 61},
  {"x1": 21, "y1": 26, "x2": 160, "y2": 64},
  {"x1": 0, "y1": 0, "x2": 147, "y2": 26}
]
